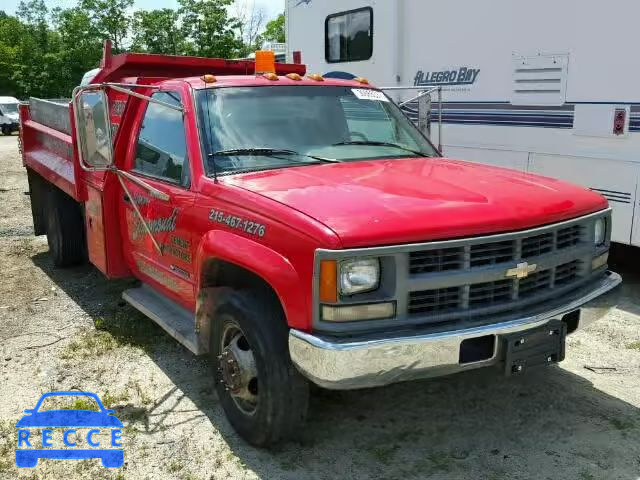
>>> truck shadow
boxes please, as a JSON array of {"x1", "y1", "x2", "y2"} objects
[{"x1": 31, "y1": 252, "x2": 640, "y2": 480}]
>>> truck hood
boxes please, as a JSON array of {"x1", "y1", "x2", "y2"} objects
[{"x1": 225, "y1": 157, "x2": 608, "y2": 247}]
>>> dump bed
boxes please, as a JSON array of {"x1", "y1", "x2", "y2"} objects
[{"x1": 20, "y1": 97, "x2": 84, "y2": 201}]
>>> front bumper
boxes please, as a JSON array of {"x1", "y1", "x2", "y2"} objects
[{"x1": 289, "y1": 270, "x2": 621, "y2": 390}]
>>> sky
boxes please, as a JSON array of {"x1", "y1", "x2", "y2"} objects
[{"x1": 2, "y1": 0, "x2": 284, "y2": 21}]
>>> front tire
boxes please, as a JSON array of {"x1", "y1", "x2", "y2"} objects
[
  {"x1": 211, "y1": 289, "x2": 309, "y2": 447},
  {"x1": 46, "y1": 187, "x2": 86, "y2": 267},
  {"x1": 1, "y1": 126, "x2": 10, "y2": 136}
]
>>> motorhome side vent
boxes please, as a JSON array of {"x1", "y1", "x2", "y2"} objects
[{"x1": 511, "y1": 54, "x2": 569, "y2": 106}]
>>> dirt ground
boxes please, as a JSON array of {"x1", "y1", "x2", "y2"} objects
[{"x1": 0, "y1": 133, "x2": 639, "y2": 480}]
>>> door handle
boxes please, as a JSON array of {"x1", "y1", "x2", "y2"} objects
[{"x1": 123, "y1": 194, "x2": 131, "y2": 203}]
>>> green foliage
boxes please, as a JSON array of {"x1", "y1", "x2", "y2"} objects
[
  {"x1": 179, "y1": 0, "x2": 242, "y2": 58},
  {"x1": 263, "y1": 13, "x2": 285, "y2": 43},
  {"x1": 79, "y1": 0, "x2": 133, "y2": 52},
  {"x1": 0, "y1": 0, "x2": 278, "y2": 99},
  {"x1": 132, "y1": 8, "x2": 184, "y2": 55}
]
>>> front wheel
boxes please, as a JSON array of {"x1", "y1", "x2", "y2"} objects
[
  {"x1": 1, "y1": 126, "x2": 11, "y2": 136},
  {"x1": 211, "y1": 289, "x2": 309, "y2": 447}
]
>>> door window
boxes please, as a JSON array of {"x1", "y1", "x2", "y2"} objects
[
  {"x1": 134, "y1": 91, "x2": 189, "y2": 186},
  {"x1": 325, "y1": 7, "x2": 373, "y2": 63}
]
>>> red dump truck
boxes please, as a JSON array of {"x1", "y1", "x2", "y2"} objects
[{"x1": 20, "y1": 42, "x2": 621, "y2": 446}]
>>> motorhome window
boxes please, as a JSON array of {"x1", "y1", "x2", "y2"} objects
[
  {"x1": 325, "y1": 7, "x2": 373, "y2": 63},
  {"x1": 197, "y1": 86, "x2": 438, "y2": 176},
  {"x1": 133, "y1": 91, "x2": 189, "y2": 186}
]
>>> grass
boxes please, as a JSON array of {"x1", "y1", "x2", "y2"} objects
[
  {"x1": 0, "y1": 420, "x2": 14, "y2": 473},
  {"x1": 427, "y1": 451, "x2": 454, "y2": 473},
  {"x1": 71, "y1": 398, "x2": 98, "y2": 411},
  {"x1": 627, "y1": 341, "x2": 640, "y2": 351},
  {"x1": 101, "y1": 390, "x2": 131, "y2": 409},
  {"x1": 608, "y1": 417, "x2": 636, "y2": 431},
  {"x1": 167, "y1": 460, "x2": 185, "y2": 473},
  {"x1": 60, "y1": 308, "x2": 168, "y2": 360},
  {"x1": 367, "y1": 445, "x2": 400, "y2": 465},
  {"x1": 60, "y1": 329, "x2": 119, "y2": 359}
]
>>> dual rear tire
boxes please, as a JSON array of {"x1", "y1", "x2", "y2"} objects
[{"x1": 45, "y1": 187, "x2": 86, "y2": 267}]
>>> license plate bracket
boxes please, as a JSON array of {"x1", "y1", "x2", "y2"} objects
[{"x1": 503, "y1": 320, "x2": 567, "y2": 376}]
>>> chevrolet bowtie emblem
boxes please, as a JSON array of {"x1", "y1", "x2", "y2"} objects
[{"x1": 506, "y1": 261, "x2": 537, "y2": 279}]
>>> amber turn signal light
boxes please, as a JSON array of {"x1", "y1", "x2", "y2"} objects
[{"x1": 319, "y1": 260, "x2": 338, "y2": 303}]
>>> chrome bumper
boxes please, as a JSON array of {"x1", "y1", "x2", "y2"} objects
[{"x1": 289, "y1": 271, "x2": 621, "y2": 390}]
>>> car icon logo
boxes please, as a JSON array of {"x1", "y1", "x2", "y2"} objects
[{"x1": 15, "y1": 391, "x2": 124, "y2": 468}]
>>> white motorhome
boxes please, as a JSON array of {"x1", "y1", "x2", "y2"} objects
[
  {"x1": 0, "y1": 96, "x2": 20, "y2": 135},
  {"x1": 286, "y1": 0, "x2": 640, "y2": 246}
]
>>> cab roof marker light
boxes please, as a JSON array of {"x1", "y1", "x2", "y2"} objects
[
  {"x1": 354, "y1": 77, "x2": 369, "y2": 85},
  {"x1": 307, "y1": 73, "x2": 324, "y2": 82},
  {"x1": 201, "y1": 74, "x2": 217, "y2": 83},
  {"x1": 263, "y1": 73, "x2": 279, "y2": 81},
  {"x1": 286, "y1": 73, "x2": 302, "y2": 81}
]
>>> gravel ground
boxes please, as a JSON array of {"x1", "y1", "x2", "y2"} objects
[{"x1": 0, "y1": 134, "x2": 639, "y2": 480}]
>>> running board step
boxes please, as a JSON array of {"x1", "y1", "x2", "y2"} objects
[{"x1": 122, "y1": 284, "x2": 203, "y2": 355}]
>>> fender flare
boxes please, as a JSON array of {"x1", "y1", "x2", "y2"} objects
[{"x1": 194, "y1": 230, "x2": 308, "y2": 352}]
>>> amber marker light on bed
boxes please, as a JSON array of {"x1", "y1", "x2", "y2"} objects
[{"x1": 319, "y1": 260, "x2": 338, "y2": 303}]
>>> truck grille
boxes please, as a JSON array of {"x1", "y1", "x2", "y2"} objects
[
  {"x1": 409, "y1": 223, "x2": 585, "y2": 275},
  {"x1": 406, "y1": 217, "x2": 598, "y2": 327}
]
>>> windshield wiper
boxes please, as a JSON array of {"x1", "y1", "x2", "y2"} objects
[
  {"x1": 212, "y1": 148, "x2": 340, "y2": 163},
  {"x1": 331, "y1": 141, "x2": 429, "y2": 157}
]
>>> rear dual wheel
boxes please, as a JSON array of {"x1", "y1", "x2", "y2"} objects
[
  {"x1": 46, "y1": 188, "x2": 86, "y2": 267},
  {"x1": 211, "y1": 289, "x2": 309, "y2": 447}
]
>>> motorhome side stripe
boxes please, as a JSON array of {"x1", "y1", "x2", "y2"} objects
[{"x1": 401, "y1": 101, "x2": 640, "y2": 131}]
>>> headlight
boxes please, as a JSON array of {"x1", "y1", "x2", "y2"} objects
[
  {"x1": 339, "y1": 258, "x2": 380, "y2": 295},
  {"x1": 594, "y1": 218, "x2": 606, "y2": 246}
]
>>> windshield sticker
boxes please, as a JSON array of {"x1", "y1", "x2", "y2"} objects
[
  {"x1": 351, "y1": 89, "x2": 389, "y2": 102},
  {"x1": 209, "y1": 209, "x2": 266, "y2": 237}
]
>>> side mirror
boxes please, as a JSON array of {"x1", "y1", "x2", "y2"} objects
[{"x1": 73, "y1": 86, "x2": 114, "y2": 171}]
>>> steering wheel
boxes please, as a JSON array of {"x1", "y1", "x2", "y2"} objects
[{"x1": 350, "y1": 131, "x2": 369, "y2": 141}]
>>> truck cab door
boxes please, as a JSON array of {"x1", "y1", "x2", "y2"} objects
[{"x1": 120, "y1": 90, "x2": 196, "y2": 307}]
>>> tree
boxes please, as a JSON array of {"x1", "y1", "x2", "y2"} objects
[
  {"x1": 53, "y1": 7, "x2": 102, "y2": 95},
  {"x1": 179, "y1": 0, "x2": 242, "y2": 58},
  {"x1": 132, "y1": 9, "x2": 184, "y2": 55},
  {"x1": 262, "y1": 13, "x2": 285, "y2": 43},
  {"x1": 233, "y1": 0, "x2": 266, "y2": 56},
  {"x1": 79, "y1": 0, "x2": 133, "y2": 52}
]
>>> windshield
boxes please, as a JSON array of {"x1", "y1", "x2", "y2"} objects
[
  {"x1": 197, "y1": 86, "x2": 438, "y2": 176},
  {"x1": 0, "y1": 103, "x2": 18, "y2": 115}
]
